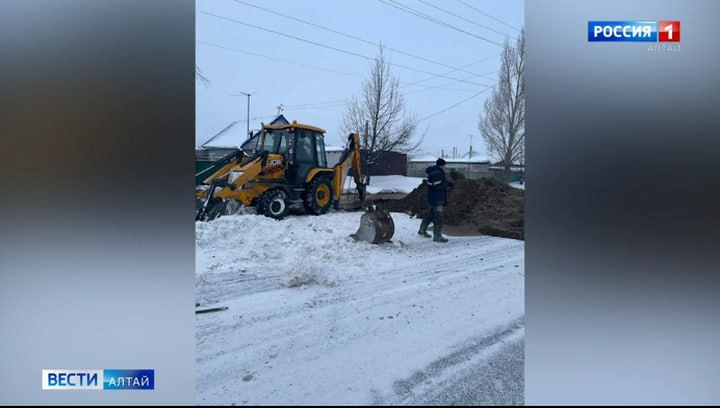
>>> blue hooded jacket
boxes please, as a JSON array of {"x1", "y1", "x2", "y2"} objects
[{"x1": 426, "y1": 165, "x2": 452, "y2": 206}]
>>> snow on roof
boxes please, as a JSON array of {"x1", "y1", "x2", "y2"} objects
[
  {"x1": 201, "y1": 114, "x2": 290, "y2": 148},
  {"x1": 200, "y1": 121, "x2": 246, "y2": 148}
]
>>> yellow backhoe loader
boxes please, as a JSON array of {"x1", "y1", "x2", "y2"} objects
[{"x1": 195, "y1": 121, "x2": 394, "y2": 244}]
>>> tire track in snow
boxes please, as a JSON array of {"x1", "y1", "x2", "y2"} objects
[
  {"x1": 196, "y1": 214, "x2": 524, "y2": 404},
  {"x1": 374, "y1": 318, "x2": 525, "y2": 405}
]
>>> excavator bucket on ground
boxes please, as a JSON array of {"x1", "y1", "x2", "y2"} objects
[{"x1": 351, "y1": 204, "x2": 395, "y2": 245}]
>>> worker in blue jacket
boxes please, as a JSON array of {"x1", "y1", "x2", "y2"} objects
[{"x1": 418, "y1": 158, "x2": 454, "y2": 242}]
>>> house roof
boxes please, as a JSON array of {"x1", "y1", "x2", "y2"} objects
[
  {"x1": 200, "y1": 114, "x2": 289, "y2": 148},
  {"x1": 409, "y1": 154, "x2": 489, "y2": 164}
]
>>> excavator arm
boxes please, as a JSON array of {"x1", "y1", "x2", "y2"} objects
[
  {"x1": 332, "y1": 132, "x2": 366, "y2": 202},
  {"x1": 199, "y1": 150, "x2": 248, "y2": 186},
  {"x1": 333, "y1": 132, "x2": 394, "y2": 245}
]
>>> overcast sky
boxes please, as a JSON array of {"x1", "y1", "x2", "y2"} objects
[{"x1": 196, "y1": 0, "x2": 523, "y2": 159}]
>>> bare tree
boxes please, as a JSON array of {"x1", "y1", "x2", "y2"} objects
[
  {"x1": 479, "y1": 29, "x2": 525, "y2": 182},
  {"x1": 341, "y1": 46, "x2": 423, "y2": 185},
  {"x1": 196, "y1": 65, "x2": 211, "y2": 88}
]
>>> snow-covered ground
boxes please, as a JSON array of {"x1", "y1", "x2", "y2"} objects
[{"x1": 196, "y1": 212, "x2": 524, "y2": 405}]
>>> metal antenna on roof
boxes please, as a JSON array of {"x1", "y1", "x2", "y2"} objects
[{"x1": 276, "y1": 104, "x2": 284, "y2": 115}]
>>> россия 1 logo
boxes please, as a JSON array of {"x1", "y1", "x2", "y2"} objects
[{"x1": 588, "y1": 21, "x2": 680, "y2": 42}]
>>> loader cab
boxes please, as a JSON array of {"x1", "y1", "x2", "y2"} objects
[
  {"x1": 286, "y1": 127, "x2": 327, "y2": 185},
  {"x1": 241, "y1": 129, "x2": 291, "y2": 157},
  {"x1": 244, "y1": 122, "x2": 329, "y2": 185}
]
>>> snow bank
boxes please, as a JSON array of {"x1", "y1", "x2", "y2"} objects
[{"x1": 196, "y1": 213, "x2": 382, "y2": 297}]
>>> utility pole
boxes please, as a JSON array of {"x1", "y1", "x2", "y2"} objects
[
  {"x1": 467, "y1": 134, "x2": 474, "y2": 176},
  {"x1": 468, "y1": 134, "x2": 474, "y2": 159},
  {"x1": 364, "y1": 120, "x2": 370, "y2": 186},
  {"x1": 231, "y1": 91, "x2": 253, "y2": 142}
]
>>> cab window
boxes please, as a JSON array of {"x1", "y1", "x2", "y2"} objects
[
  {"x1": 294, "y1": 130, "x2": 316, "y2": 163},
  {"x1": 259, "y1": 130, "x2": 291, "y2": 154},
  {"x1": 315, "y1": 134, "x2": 327, "y2": 167}
]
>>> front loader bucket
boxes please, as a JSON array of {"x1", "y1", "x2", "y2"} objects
[{"x1": 351, "y1": 205, "x2": 395, "y2": 244}]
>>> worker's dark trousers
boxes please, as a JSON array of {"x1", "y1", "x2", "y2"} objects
[{"x1": 420, "y1": 205, "x2": 444, "y2": 235}]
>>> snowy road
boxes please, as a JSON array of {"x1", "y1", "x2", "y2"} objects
[{"x1": 196, "y1": 212, "x2": 524, "y2": 405}]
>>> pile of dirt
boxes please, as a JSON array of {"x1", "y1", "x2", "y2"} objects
[{"x1": 384, "y1": 177, "x2": 524, "y2": 240}]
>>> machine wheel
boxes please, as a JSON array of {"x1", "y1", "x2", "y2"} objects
[
  {"x1": 257, "y1": 188, "x2": 289, "y2": 220},
  {"x1": 303, "y1": 177, "x2": 334, "y2": 215}
]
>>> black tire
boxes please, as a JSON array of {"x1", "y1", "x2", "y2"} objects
[
  {"x1": 303, "y1": 177, "x2": 334, "y2": 215},
  {"x1": 257, "y1": 188, "x2": 289, "y2": 220}
]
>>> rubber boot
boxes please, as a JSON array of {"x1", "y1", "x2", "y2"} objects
[
  {"x1": 433, "y1": 224, "x2": 448, "y2": 242},
  {"x1": 418, "y1": 219, "x2": 431, "y2": 238}
]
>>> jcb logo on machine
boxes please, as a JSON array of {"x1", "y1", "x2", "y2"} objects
[{"x1": 267, "y1": 159, "x2": 283, "y2": 167}]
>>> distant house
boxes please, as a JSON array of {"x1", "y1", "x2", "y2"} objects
[
  {"x1": 489, "y1": 162, "x2": 525, "y2": 183},
  {"x1": 325, "y1": 145, "x2": 346, "y2": 167},
  {"x1": 407, "y1": 154, "x2": 490, "y2": 179},
  {"x1": 196, "y1": 114, "x2": 290, "y2": 161},
  {"x1": 365, "y1": 151, "x2": 407, "y2": 176},
  {"x1": 317, "y1": 146, "x2": 408, "y2": 177},
  {"x1": 196, "y1": 117, "x2": 408, "y2": 182},
  {"x1": 195, "y1": 115, "x2": 290, "y2": 184}
]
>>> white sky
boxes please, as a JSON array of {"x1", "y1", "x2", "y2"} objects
[{"x1": 196, "y1": 0, "x2": 524, "y2": 159}]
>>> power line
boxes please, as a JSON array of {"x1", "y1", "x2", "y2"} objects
[
  {"x1": 198, "y1": 10, "x2": 492, "y2": 87},
  {"x1": 230, "y1": 0, "x2": 494, "y2": 79},
  {"x1": 197, "y1": 40, "x2": 364, "y2": 78},
  {"x1": 198, "y1": 11, "x2": 373, "y2": 59},
  {"x1": 200, "y1": 39, "x2": 491, "y2": 104},
  {"x1": 283, "y1": 75, "x2": 487, "y2": 110},
  {"x1": 415, "y1": 0, "x2": 512, "y2": 37},
  {"x1": 376, "y1": 0, "x2": 503, "y2": 47},
  {"x1": 285, "y1": 103, "x2": 347, "y2": 111},
  {"x1": 405, "y1": 53, "x2": 501, "y2": 87},
  {"x1": 418, "y1": 83, "x2": 495, "y2": 122},
  {"x1": 455, "y1": 0, "x2": 521, "y2": 32},
  {"x1": 283, "y1": 98, "x2": 350, "y2": 109},
  {"x1": 407, "y1": 80, "x2": 483, "y2": 96},
  {"x1": 285, "y1": 78, "x2": 484, "y2": 110}
]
